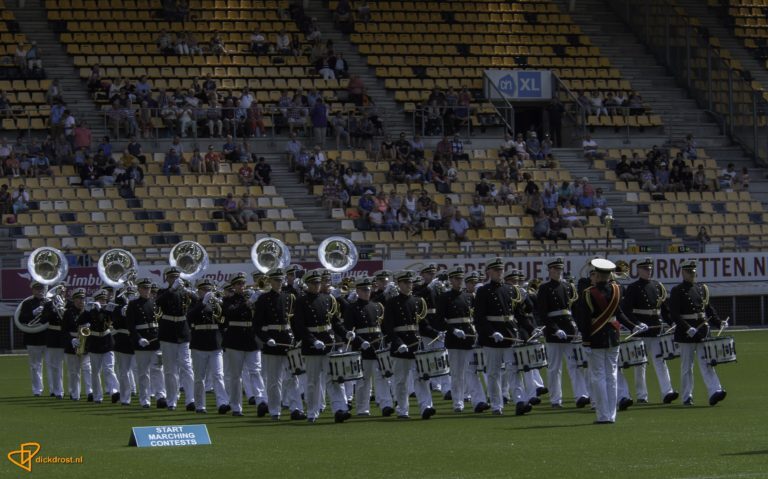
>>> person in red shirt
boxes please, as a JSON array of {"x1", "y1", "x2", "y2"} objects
[{"x1": 204, "y1": 146, "x2": 220, "y2": 174}]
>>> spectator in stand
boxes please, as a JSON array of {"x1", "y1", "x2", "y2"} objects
[
  {"x1": 239, "y1": 192, "x2": 259, "y2": 224},
  {"x1": 49, "y1": 100, "x2": 66, "y2": 138},
  {"x1": 310, "y1": 99, "x2": 328, "y2": 147},
  {"x1": 357, "y1": 166, "x2": 373, "y2": 192},
  {"x1": 388, "y1": 157, "x2": 406, "y2": 184},
  {"x1": 697, "y1": 226, "x2": 711, "y2": 252},
  {"x1": 683, "y1": 134, "x2": 697, "y2": 161},
  {"x1": 561, "y1": 200, "x2": 582, "y2": 227},
  {"x1": 468, "y1": 196, "x2": 486, "y2": 229},
  {"x1": 342, "y1": 167, "x2": 359, "y2": 195},
  {"x1": 347, "y1": 75, "x2": 366, "y2": 106},
  {"x1": 80, "y1": 157, "x2": 102, "y2": 187},
  {"x1": 513, "y1": 133, "x2": 530, "y2": 162},
  {"x1": 275, "y1": 30, "x2": 291, "y2": 55},
  {"x1": 333, "y1": 53, "x2": 349, "y2": 79},
  {"x1": 582, "y1": 134, "x2": 602, "y2": 159},
  {"x1": 378, "y1": 135, "x2": 396, "y2": 162},
  {"x1": 31, "y1": 150, "x2": 52, "y2": 178},
  {"x1": 449, "y1": 210, "x2": 469, "y2": 242},
  {"x1": 204, "y1": 146, "x2": 220, "y2": 174},
  {"x1": 525, "y1": 187, "x2": 543, "y2": 217},
  {"x1": 287, "y1": 96, "x2": 308, "y2": 136},
  {"x1": 284, "y1": 132, "x2": 303, "y2": 171},
  {"x1": 224, "y1": 192, "x2": 246, "y2": 230},
  {"x1": 322, "y1": 176, "x2": 344, "y2": 210},
  {"x1": 397, "y1": 205, "x2": 418, "y2": 236},
  {"x1": 737, "y1": 167, "x2": 750, "y2": 190},
  {"x1": 247, "y1": 100, "x2": 267, "y2": 138},
  {"x1": 250, "y1": 29, "x2": 269, "y2": 54},
  {"x1": 628, "y1": 92, "x2": 645, "y2": 116},
  {"x1": 425, "y1": 203, "x2": 442, "y2": 230},
  {"x1": 589, "y1": 91, "x2": 608, "y2": 117},
  {"x1": 238, "y1": 162, "x2": 254, "y2": 186},
  {"x1": 576, "y1": 191, "x2": 595, "y2": 216},
  {"x1": 331, "y1": 112, "x2": 351, "y2": 150},
  {"x1": 542, "y1": 188, "x2": 559, "y2": 214},
  {"x1": 593, "y1": 188, "x2": 613, "y2": 221},
  {"x1": 475, "y1": 176, "x2": 492, "y2": 203},
  {"x1": 548, "y1": 210, "x2": 567, "y2": 240},
  {"x1": 5, "y1": 153, "x2": 20, "y2": 177},
  {"x1": 162, "y1": 147, "x2": 181, "y2": 176},
  {"x1": 0, "y1": 184, "x2": 10, "y2": 214},
  {"x1": 221, "y1": 135, "x2": 236, "y2": 162},
  {"x1": 410, "y1": 135, "x2": 425, "y2": 161},
  {"x1": 358, "y1": 190, "x2": 375, "y2": 219},
  {"x1": 533, "y1": 210, "x2": 551, "y2": 241},
  {"x1": 394, "y1": 132, "x2": 412, "y2": 160},
  {"x1": 527, "y1": 132, "x2": 543, "y2": 163},
  {"x1": 189, "y1": 148, "x2": 204, "y2": 173},
  {"x1": 11, "y1": 185, "x2": 30, "y2": 215},
  {"x1": 254, "y1": 157, "x2": 271, "y2": 185},
  {"x1": 719, "y1": 163, "x2": 737, "y2": 192},
  {"x1": 692, "y1": 165, "x2": 709, "y2": 192},
  {"x1": 615, "y1": 155, "x2": 635, "y2": 185},
  {"x1": 207, "y1": 98, "x2": 224, "y2": 137}
]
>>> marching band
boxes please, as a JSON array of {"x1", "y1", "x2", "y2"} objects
[{"x1": 14, "y1": 239, "x2": 734, "y2": 425}]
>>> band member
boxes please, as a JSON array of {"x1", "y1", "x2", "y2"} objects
[
  {"x1": 509, "y1": 270, "x2": 548, "y2": 405},
  {"x1": 382, "y1": 270, "x2": 441, "y2": 419},
  {"x1": 127, "y1": 278, "x2": 166, "y2": 408},
  {"x1": 574, "y1": 258, "x2": 639, "y2": 424},
  {"x1": 415, "y1": 264, "x2": 451, "y2": 397},
  {"x1": 436, "y1": 266, "x2": 489, "y2": 413},
  {"x1": 464, "y1": 272, "x2": 481, "y2": 295},
  {"x1": 112, "y1": 286, "x2": 138, "y2": 406},
  {"x1": 670, "y1": 260, "x2": 727, "y2": 406},
  {"x1": 155, "y1": 266, "x2": 195, "y2": 411},
  {"x1": 293, "y1": 269, "x2": 353, "y2": 423},
  {"x1": 188, "y1": 278, "x2": 229, "y2": 414},
  {"x1": 281, "y1": 264, "x2": 304, "y2": 298},
  {"x1": 538, "y1": 257, "x2": 590, "y2": 408},
  {"x1": 343, "y1": 276, "x2": 395, "y2": 417},
  {"x1": 255, "y1": 267, "x2": 305, "y2": 421},
  {"x1": 43, "y1": 283, "x2": 66, "y2": 399},
  {"x1": 620, "y1": 257, "x2": 679, "y2": 405},
  {"x1": 474, "y1": 258, "x2": 529, "y2": 416},
  {"x1": 223, "y1": 272, "x2": 266, "y2": 417},
  {"x1": 371, "y1": 270, "x2": 393, "y2": 303},
  {"x1": 63, "y1": 288, "x2": 90, "y2": 400},
  {"x1": 19, "y1": 281, "x2": 49, "y2": 396},
  {"x1": 83, "y1": 289, "x2": 119, "y2": 404}
]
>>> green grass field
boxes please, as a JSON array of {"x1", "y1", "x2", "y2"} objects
[{"x1": 2, "y1": 331, "x2": 767, "y2": 479}]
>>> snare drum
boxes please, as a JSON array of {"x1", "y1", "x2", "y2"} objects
[
  {"x1": 376, "y1": 348, "x2": 393, "y2": 378},
  {"x1": 328, "y1": 351, "x2": 364, "y2": 383},
  {"x1": 700, "y1": 336, "x2": 737, "y2": 366},
  {"x1": 415, "y1": 348, "x2": 450, "y2": 380},
  {"x1": 287, "y1": 346, "x2": 305, "y2": 376},
  {"x1": 570, "y1": 340, "x2": 588, "y2": 368},
  {"x1": 618, "y1": 340, "x2": 648, "y2": 369},
  {"x1": 471, "y1": 347, "x2": 486, "y2": 373},
  {"x1": 513, "y1": 342, "x2": 548, "y2": 372},
  {"x1": 656, "y1": 334, "x2": 680, "y2": 360}
]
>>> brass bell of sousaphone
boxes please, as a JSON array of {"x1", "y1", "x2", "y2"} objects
[
  {"x1": 251, "y1": 237, "x2": 291, "y2": 273},
  {"x1": 318, "y1": 236, "x2": 358, "y2": 274},
  {"x1": 98, "y1": 248, "x2": 138, "y2": 289},
  {"x1": 14, "y1": 247, "x2": 69, "y2": 334},
  {"x1": 169, "y1": 241, "x2": 209, "y2": 280}
]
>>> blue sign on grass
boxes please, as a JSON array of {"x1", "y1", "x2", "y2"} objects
[{"x1": 129, "y1": 424, "x2": 211, "y2": 448}]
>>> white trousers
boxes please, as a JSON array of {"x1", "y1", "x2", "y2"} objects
[
  {"x1": 679, "y1": 342, "x2": 723, "y2": 401},
  {"x1": 589, "y1": 347, "x2": 619, "y2": 423},
  {"x1": 192, "y1": 349, "x2": 228, "y2": 410},
  {"x1": 392, "y1": 357, "x2": 432, "y2": 417},
  {"x1": 356, "y1": 358, "x2": 393, "y2": 414},
  {"x1": 225, "y1": 349, "x2": 265, "y2": 413},
  {"x1": 160, "y1": 341, "x2": 194, "y2": 407},
  {"x1": 46, "y1": 348, "x2": 65, "y2": 397},
  {"x1": 304, "y1": 355, "x2": 348, "y2": 419},
  {"x1": 524, "y1": 369, "x2": 545, "y2": 400},
  {"x1": 65, "y1": 354, "x2": 92, "y2": 399},
  {"x1": 27, "y1": 345, "x2": 46, "y2": 395},
  {"x1": 90, "y1": 352, "x2": 119, "y2": 402},
  {"x1": 645, "y1": 337, "x2": 675, "y2": 398},
  {"x1": 546, "y1": 342, "x2": 589, "y2": 404},
  {"x1": 135, "y1": 350, "x2": 166, "y2": 406},
  {"x1": 484, "y1": 347, "x2": 523, "y2": 412},
  {"x1": 263, "y1": 354, "x2": 302, "y2": 417},
  {"x1": 116, "y1": 352, "x2": 134, "y2": 404},
  {"x1": 448, "y1": 349, "x2": 487, "y2": 410}
]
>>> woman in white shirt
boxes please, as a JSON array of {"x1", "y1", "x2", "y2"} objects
[
  {"x1": 561, "y1": 201, "x2": 582, "y2": 227},
  {"x1": 343, "y1": 167, "x2": 358, "y2": 194}
]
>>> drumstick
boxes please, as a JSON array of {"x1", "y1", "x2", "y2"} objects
[
  {"x1": 426, "y1": 335, "x2": 442, "y2": 346},
  {"x1": 272, "y1": 342, "x2": 293, "y2": 347},
  {"x1": 716, "y1": 316, "x2": 730, "y2": 337},
  {"x1": 346, "y1": 327, "x2": 356, "y2": 350},
  {"x1": 499, "y1": 336, "x2": 525, "y2": 343}
]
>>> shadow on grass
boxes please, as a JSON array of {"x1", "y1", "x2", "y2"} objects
[{"x1": 722, "y1": 450, "x2": 768, "y2": 456}]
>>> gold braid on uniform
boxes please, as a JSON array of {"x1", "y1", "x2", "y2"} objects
[
  {"x1": 374, "y1": 302, "x2": 385, "y2": 324},
  {"x1": 287, "y1": 293, "x2": 296, "y2": 320},
  {"x1": 510, "y1": 285, "x2": 523, "y2": 305},
  {"x1": 153, "y1": 305, "x2": 163, "y2": 321},
  {"x1": 567, "y1": 280, "x2": 579, "y2": 306},
  {"x1": 656, "y1": 282, "x2": 667, "y2": 308},
  {"x1": 701, "y1": 284, "x2": 710, "y2": 309},
  {"x1": 326, "y1": 295, "x2": 339, "y2": 322},
  {"x1": 415, "y1": 297, "x2": 428, "y2": 322}
]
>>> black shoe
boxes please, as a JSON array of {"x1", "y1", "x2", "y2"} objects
[
  {"x1": 443, "y1": 391, "x2": 452, "y2": 401},
  {"x1": 256, "y1": 402, "x2": 269, "y2": 417},
  {"x1": 196, "y1": 409, "x2": 207, "y2": 414},
  {"x1": 397, "y1": 415, "x2": 410, "y2": 420},
  {"x1": 248, "y1": 396, "x2": 256, "y2": 406},
  {"x1": 382, "y1": 406, "x2": 394, "y2": 417},
  {"x1": 56, "y1": 395, "x2": 63, "y2": 400},
  {"x1": 232, "y1": 411, "x2": 244, "y2": 417},
  {"x1": 167, "y1": 406, "x2": 177, "y2": 411},
  {"x1": 709, "y1": 390, "x2": 727, "y2": 406},
  {"x1": 271, "y1": 415, "x2": 280, "y2": 421},
  {"x1": 111, "y1": 392, "x2": 120, "y2": 404},
  {"x1": 502, "y1": 396, "x2": 509, "y2": 405},
  {"x1": 307, "y1": 418, "x2": 317, "y2": 424},
  {"x1": 618, "y1": 398, "x2": 633, "y2": 411},
  {"x1": 683, "y1": 397, "x2": 694, "y2": 407},
  {"x1": 290, "y1": 410, "x2": 307, "y2": 420},
  {"x1": 515, "y1": 401, "x2": 532, "y2": 416},
  {"x1": 218, "y1": 404, "x2": 232, "y2": 415},
  {"x1": 491, "y1": 410, "x2": 503, "y2": 416},
  {"x1": 536, "y1": 387, "x2": 549, "y2": 397},
  {"x1": 594, "y1": 420, "x2": 614, "y2": 425},
  {"x1": 186, "y1": 402, "x2": 196, "y2": 412},
  {"x1": 87, "y1": 393, "x2": 94, "y2": 402},
  {"x1": 551, "y1": 403, "x2": 563, "y2": 409},
  {"x1": 421, "y1": 407, "x2": 436, "y2": 420},
  {"x1": 409, "y1": 392, "x2": 416, "y2": 398},
  {"x1": 663, "y1": 391, "x2": 680, "y2": 404},
  {"x1": 528, "y1": 397, "x2": 541, "y2": 406},
  {"x1": 575, "y1": 396, "x2": 590, "y2": 408},
  {"x1": 34, "y1": 393, "x2": 41, "y2": 397},
  {"x1": 637, "y1": 399, "x2": 649, "y2": 404},
  {"x1": 156, "y1": 397, "x2": 168, "y2": 409},
  {"x1": 94, "y1": 400, "x2": 102, "y2": 404},
  {"x1": 49, "y1": 393, "x2": 55, "y2": 397},
  {"x1": 474, "y1": 402, "x2": 490, "y2": 413},
  {"x1": 142, "y1": 404, "x2": 150, "y2": 409},
  {"x1": 334, "y1": 410, "x2": 351, "y2": 423}
]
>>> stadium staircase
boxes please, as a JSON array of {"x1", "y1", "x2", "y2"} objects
[{"x1": 8, "y1": 0, "x2": 105, "y2": 138}]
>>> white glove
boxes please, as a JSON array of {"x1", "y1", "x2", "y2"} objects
[
  {"x1": 331, "y1": 288, "x2": 342, "y2": 299},
  {"x1": 453, "y1": 328, "x2": 466, "y2": 339},
  {"x1": 397, "y1": 344, "x2": 409, "y2": 354},
  {"x1": 633, "y1": 322, "x2": 648, "y2": 334},
  {"x1": 346, "y1": 292, "x2": 358, "y2": 303},
  {"x1": 32, "y1": 305, "x2": 44, "y2": 316},
  {"x1": 721, "y1": 320, "x2": 729, "y2": 329},
  {"x1": 360, "y1": 341, "x2": 370, "y2": 350},
  {"x1": 138, "y1": 338, "x2": 150, "y2": 347},
  {"x1": 437, "y1": 331, "x2": 446, "y2": 342},
  {"x1": 491, "y1": 332, "x2": 504, "y2": 343},
  {"x1": 346, "y1": 331, "x2": 356, "y2": 341},
  {"x1": 172, "y1": 278, "x2": 183, "y2": 290},
  {"x1": 92, "y1": 302, "x2": 101, "y2": 311},
  {"x1": 292, "y1": 278, "x2": 302, "y2": 290},
  {"x1": 686, "y1": 327, "x2": 697, "y2": 338},
  {"x1": 203, "y1": 292, "x2": 214, "y2": 304},
  {"x1": 313, "y1": 340, "x2": 325, "y2": 350},
  {"x1": 584, "y1": 346, "x2": 592, "y2": 355},
  {"x1": 105, "y1": 303, "x2": 117, "y2": 312},
  {"x1": 555, "y1": 329, "x2": 567, "y2": 340},
  {"x1": 82, "y1": 322, "x2": 91, "y2": 329},
  {"x1": 248, "y1": 290, "x2": 260, "y2": 304},
  {"x1": 85, "y1": 302, "x2": 93, "y2": 312},
  {"x1": 71, "y1": 338, "x2": 80, "y2": 348},
  {"x1": 266, "y1": 338, "x2": 276, "y2": 347},
  {"x1": 121, "y1": 305, "x2": 128, "y2": 317}
]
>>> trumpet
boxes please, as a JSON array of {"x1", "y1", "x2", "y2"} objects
[
  {"x1": 76, "y1": 326, "x2": 90, "y2": 356},
  {"x1": 338, "y1": 276, "x2": 356, "y2": 295},
  {"x1": 526, "y1": 278, "x2": 542, "y2": 294},
  {"x1": 612, "y1": 260, "x2": 630, "y2": 280}
]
